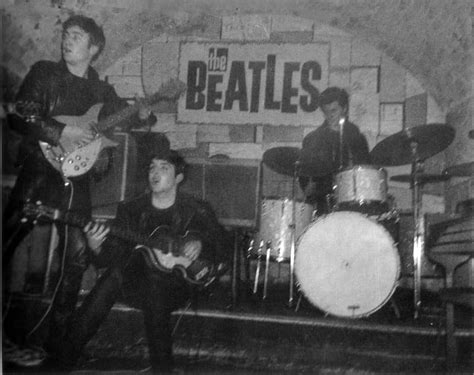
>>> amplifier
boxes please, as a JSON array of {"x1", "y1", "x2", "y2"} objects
[
  {"x1": 90, "y1": 132, "x2": 137, "y2": 219},
  {"x1": 181, "y1": 157, "x2": 261, "y2": 229}
]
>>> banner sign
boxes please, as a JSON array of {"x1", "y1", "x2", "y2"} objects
[{"x1": 177, "y1": 42, "x2": 329, "y2": 125}]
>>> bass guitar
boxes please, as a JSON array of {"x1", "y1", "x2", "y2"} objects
[
  {"x1": 23, "y1": 202, "x2": 220, "y2": 287},
  {"x1": 33, "y1": 78, "x2": 185, "y2": 178}
]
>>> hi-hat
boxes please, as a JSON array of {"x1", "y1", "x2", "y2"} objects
[
  {"x1": 444, "y1": 162, "x2": 473, "y2": 177},
  {"x1": 262, "y1": 147, "x2": 301, "y2": 176},
  {"x1": 390, "y1": 173, "x2": 450, "y2": 184},
  {"x1": 370, "y1": 124, "x2": 455, "y2": 166}
]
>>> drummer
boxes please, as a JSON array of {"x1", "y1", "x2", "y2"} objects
[{"x1": 299, "y1": 87, "x2": 371, "y2": 213}]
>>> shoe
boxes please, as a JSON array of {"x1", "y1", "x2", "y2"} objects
[{"x1": 3, "y1": 345, "x2": 46, "y2": 367}]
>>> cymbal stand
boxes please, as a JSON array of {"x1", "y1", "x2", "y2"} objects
[
  {"x1": 253, "y1": 240, "x2": 264, "y2": 294},
  {"x1": 410, "y1": 142, "x2": 425, "y2": 319},
  {"x1": 288, "y1": 161, "x2": 300, "y2": 308}
]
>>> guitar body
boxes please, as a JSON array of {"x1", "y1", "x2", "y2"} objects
[
  {"x1": 35, "y1": 78, "x2": 187, "y2": 178},
  {"x1": 135, "y1": 226, "x2": 216, "y2": 286},
  {"x1": 39, "y1": 104, "x2": 118, "y2": 178},
  {"x1": 136, "y1": 245, "x2": 216, "y2": 286}
]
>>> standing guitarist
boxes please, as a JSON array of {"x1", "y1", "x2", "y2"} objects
[
  {"x1": 3, "y1": 15, "x2": 164, "y2": 364},
  {"x1": 52, "y1": 148, "x2": 231, "y2": 373}
]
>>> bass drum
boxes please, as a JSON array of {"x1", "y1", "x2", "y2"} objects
[{"x1": 295, "y1": 211, "x2": 400, "y2": 318}]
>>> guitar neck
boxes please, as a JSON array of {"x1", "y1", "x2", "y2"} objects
[
  {"x1": 95, "y1": 102, "x2": 140, "y2": 133},
  {"x1": 95, "y1": 89, "x2": 174, "y2": 133},
  {"x1": 57, "y1": 210, "x2": 148, "y2": 245}
]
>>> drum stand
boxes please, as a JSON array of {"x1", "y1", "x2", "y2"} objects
[
  {"x1": 287, "y1": 161, "x2": 300, "y2": 308},
  {"x1": 410, "y1": 143, "x2": 425, "y2": 319}
]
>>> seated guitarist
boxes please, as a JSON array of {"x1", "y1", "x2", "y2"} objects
[
  {"x1": 3, "y1": 14, "x2": 161, "y2": 366},
  {"x1": 51, "y1": 149, "x2": 231, "y2": 373}
]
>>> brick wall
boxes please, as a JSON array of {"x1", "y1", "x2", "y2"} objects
[{"x1": 102, "y1": 17, "x2": 448, "y2": 212}]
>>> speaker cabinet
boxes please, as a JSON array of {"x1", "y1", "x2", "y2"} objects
[
  {"x1": 180, "y1": 158, "x2": 261, "y2": 229},
  {"x1": 90, "y1": 132, "x2": 137, "y2": 219}
]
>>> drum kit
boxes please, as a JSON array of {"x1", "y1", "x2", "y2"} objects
[{"x1": 252, "y1": 123, "x2": 464, "y2": 319}]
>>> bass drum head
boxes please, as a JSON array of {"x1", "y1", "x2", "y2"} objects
[{"x1": 295, "y1": 211, "x2": 400, "y2": 318}]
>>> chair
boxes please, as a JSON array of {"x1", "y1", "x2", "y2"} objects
[
  {"x1": 438, "y1": 287, "x2": 474, "y2": 370},
  {"x1": 428, "y1": 215, "x2": 474, "y2": 370}
]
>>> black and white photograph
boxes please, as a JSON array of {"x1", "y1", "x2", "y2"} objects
[{"x1": 2, "y1": 1, "x2": 472, "y2": 373}]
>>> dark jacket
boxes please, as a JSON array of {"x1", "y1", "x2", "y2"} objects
[
  {"x1": 9, "y1": 60, "x2": 142, "y2": 164},
  {"x1": 5, "y1": 60, "x2": 154, "y2": 217},
  {"x1": 299, "y1": 120, "x2": 371, "y2": 205},
  {"x1": 95, "y1": 192, "x2": 232, "y2": 273},
  {"x1": 301, "y1": 120, "x2": 371, "y2": 172}
]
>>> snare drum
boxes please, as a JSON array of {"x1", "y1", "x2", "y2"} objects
[
  {"x1": 255, "y1": 198, "x2": 313, "y2": 261},
  {"x1": 295, "y1": 211, "x2": 400, "y2": 318},
  {"x1": 334, "y1": 165, "x2": 387, "y2": 206}
]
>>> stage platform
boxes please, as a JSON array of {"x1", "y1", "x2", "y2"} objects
[{"x1": 3, "y1": 281, "x2": 473, "y2": 374}]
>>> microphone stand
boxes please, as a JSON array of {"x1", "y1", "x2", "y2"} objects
[
  {"x1": 339, "y1": 118, "x2": 345, "y2": 172},
  {"x1": 288, "y1": 160, "x2": 300, "y2": 308},
  {"x1": 410, "y1": 142, "x2": 424, "y2": 319}
]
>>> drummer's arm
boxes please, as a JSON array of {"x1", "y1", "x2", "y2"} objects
[{"x1": 351, "y1": 131, "x2": 371, "y2": 164}]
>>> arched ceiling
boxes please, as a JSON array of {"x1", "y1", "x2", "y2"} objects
[
  {"x1": 3, "y1": 0, "x2": 471, "y2": 112},
  {"x1": 93, "y1": 0, "x2": 472, "y2": 113},
  {"x1": 2, "y1": 0, "x2": 472, "y2": 164}
]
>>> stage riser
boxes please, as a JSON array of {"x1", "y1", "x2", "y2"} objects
[
  {"x1": 4, "y1": 297, "x2": 473, "y2": 373},
  {"x1": 60, "y1": 307, "x2": 474, "y2": 372}
]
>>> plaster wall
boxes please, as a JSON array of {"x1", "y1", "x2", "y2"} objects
[{"x1": 2, "y1": 0, "x2": 472, "y2": 213}]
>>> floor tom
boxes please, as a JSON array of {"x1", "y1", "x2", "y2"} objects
[{"x1": 255, "y1": 198, "x2": 313, "y2": 261}]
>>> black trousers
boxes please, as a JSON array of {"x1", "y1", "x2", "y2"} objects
[
  {"x1": 57, "y1": 253, "x2": 190, "y2": 372},
  {"x1": 3, "y1": 156, "x2": 91, "y2": 354}
]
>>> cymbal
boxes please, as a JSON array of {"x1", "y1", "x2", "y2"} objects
[
  {"x1": 390, "y1": 173, "x2": 450, "y2": 184},
  {"x1": 262, "y1": 147, "x2": 301, "y2": 176},
  {"x1": 444, "y1": 162, "x2": 473, "y2": 177},
  {"x1": 262, "y1": 147, "x2": 333, "y2": 177},
  {"x1": 370, "y1": 124, "x2": 455, "y2": 166}
]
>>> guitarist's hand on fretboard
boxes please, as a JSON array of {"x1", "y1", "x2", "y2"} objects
[
  {"x1": 84, "y1": 221, "x2": 110, "y2": 255},
  {"x1": 182, "y1": 239, "x2": 202, "y2": 262}
]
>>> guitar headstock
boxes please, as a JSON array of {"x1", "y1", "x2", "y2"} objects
[
  {"x1": 148, "y1": 79, "x2": 187, "y2": 104},
  {"x1": 22, "y1": 201, "x2": 57, "y2": 224}
]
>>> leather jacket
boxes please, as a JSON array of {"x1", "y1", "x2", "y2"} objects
[
  {"x1": 5, "y1": 60, "x2": 154, "y2": 217},
  {"x1": 95, "y1": 192, "x2": 232, "y2": 270}
]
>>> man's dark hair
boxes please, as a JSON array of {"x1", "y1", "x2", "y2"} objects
[
  {"x1": 150, "y1": 149, "x2": 187, "y2": 176},
  {"x1": 63, "y1": 15, "x2": 105, "y2": 61},
  {"x1": 319, "y1": 87, "x2": 349, "y2": 108}
]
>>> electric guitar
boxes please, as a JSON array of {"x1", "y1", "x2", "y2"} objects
[
  {"x1": 42, "y1": 78, "x2": 186, "y2": 178},
  {"x1": 6, "y1": 79, "x2": 186, "y2": 178},
  {"x1": 22, "y1": 202, "x2": 220, "y2": 287}
]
